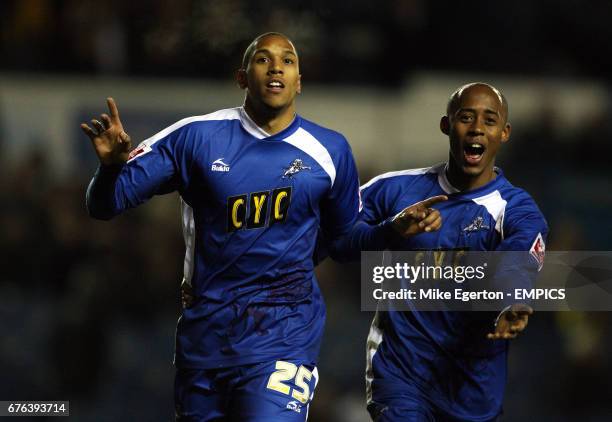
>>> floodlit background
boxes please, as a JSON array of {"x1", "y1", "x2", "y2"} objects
[{"x1": 1, "y1": 1, "x2": 611, "y2": 420}]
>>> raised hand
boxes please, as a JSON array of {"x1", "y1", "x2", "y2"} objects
[
  {"x1": 487, "y1": 304, "x2": 533, "y2": 340},
  {"x1": 390, "y1": 195, "x2": 448, "y2": 238},
  {"x1": 81, "y1": 97, "x2": 131, "y2": 166}
]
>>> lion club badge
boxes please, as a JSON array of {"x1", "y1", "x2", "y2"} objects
[{"x1": 283, "y1": 159, "x2": 311, "y2": 178}]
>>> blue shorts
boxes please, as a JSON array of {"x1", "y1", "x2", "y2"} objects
[
  {"x1": 367, "y1": 351, "x2": 501, "y2": 422},
  {"x1": 174, "y1": 360, "x2": 318, "y2": 421},
  {"x1": 367, "y1": 398, "x2": 500, "y2": 422}
]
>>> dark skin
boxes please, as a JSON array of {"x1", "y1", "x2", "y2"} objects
[
  {"x1": 236, "y1": 34, "x2": 301, "y2": 135},
  {"x1": 440, "y1": 83, "x2": 532, "y2": 339},
  {"x1": 80, "y1": 97, "x2": 131, "y2": 166},
  {"x1": 440, "y1": 84, "x2": 511, "y2": 191}
]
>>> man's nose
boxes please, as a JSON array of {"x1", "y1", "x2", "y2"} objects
[
  {"x1": 267, "y1": 58, "x2": 283, "y2": 74},
  {"x1": 469, "y1": 116, "x2": 485, "y2": 135}
]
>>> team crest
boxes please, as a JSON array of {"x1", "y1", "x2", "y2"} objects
[
  {"x1": 462, "y1": 216, "x2": 490, "y2": 233},
  {"x1": 283, "y1": 159, "x2": 311, "y2": 178},
  {"x1": 530, "y1": 232, "x2": 546, "y2": 271}
]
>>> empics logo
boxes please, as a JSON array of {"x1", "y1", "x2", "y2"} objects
[{"x1": 211, "y1": 158, "x2": 230, "y2": 172}]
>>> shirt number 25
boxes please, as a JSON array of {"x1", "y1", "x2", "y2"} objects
[{"x1": 266, "y1": 361, "x2": 313, "y2": 404}]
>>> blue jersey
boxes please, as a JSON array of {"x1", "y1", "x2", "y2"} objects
[
  {"x1": 87, "y1": 107, "x2": 360, "y2": 369},
  {"x1": 354, "y1": 163, "x2": 548, "y2": 420}
]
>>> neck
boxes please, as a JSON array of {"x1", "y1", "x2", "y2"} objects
[
  {"x1": 446, "y1": 158, "x2": 496, "y2": 192},
  {"x1": 243, "y1": 97, "x2": 296, "y2": 135}
]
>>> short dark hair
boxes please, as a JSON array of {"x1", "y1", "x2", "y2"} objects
[
  {"x1": 446, "y1": 82, "x2": 509, "y2": 122},
  {"x1": 241, "y1": 32, "x2": 297, "y2": 69}
]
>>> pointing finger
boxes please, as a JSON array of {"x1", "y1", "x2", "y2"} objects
[
  {"x1": 107, "y1": 97, "x2": 121, "y2": 122},
  {"x1": 420, "y1": 195, "x2": 449, "y2": 208}
]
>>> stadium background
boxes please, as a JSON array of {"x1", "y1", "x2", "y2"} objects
[{"x1": 1, "y1": 0, "x2": 611, "y2": 420}]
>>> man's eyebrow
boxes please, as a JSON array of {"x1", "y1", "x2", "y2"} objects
[
  {"x1": 456, "y1": 107, "x2": 500, "y2": 116},
  {"x1": 252, "y1": 48, "x2": 297, "y2": 56}
]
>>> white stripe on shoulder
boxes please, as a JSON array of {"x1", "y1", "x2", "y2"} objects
[
  {"x1": 282, "y1": 127, "x2": 337, "y2": 187},
  {"x1": 360, "y1": 167, "x2": 434, "y2": 191},
  {"x1": 472, "y1": 190, "x2": 507, "y2": 236},
  {"x1": 145, "y1": 107, "x2": 241, "y2": 146},
  {"x1": 127, "y1": 108, "x2": 241, "y2": 163}
]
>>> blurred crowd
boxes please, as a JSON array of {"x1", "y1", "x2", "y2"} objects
[
  {"x1": 0, "y1": 148, "x2": 185, "y2": 419},
  {"x1": 2, "y1": 0, "x2": 612, "y2": 420},
  {"x1": 3, "y1": 0, "x2": 612, "y2": 84}
]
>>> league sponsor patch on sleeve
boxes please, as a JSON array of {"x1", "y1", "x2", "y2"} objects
[
  {"x1": 529, "y1": 232, "x2": 545, "y2": 271},
  {"x1": 127, "y1": 141, "x2": 152, "y2": 162}
]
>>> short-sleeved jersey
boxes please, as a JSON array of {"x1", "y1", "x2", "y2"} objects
[
  {"x1": 87, "y1": 107, "x2": 360, "y2": 368},
  {"x1": 359, "y1": 163, "x2": 548, "y2": 420}
]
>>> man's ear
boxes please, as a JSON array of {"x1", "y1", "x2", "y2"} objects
[
  {"x1": 501, "y1": 122, "x2": 511, "y2": 143},
  {"x1": 297, "y1": 74, "x2": 301, "y2": 94},
  {"x1": 440, "y1": 116, "x2": 450, "y2": 135},
  {"x1": 236, "y1": 69, "x2": 248, "y2": 89}
]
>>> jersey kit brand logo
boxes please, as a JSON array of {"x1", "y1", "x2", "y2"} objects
[
  {"x1": 227, "y1": 187, "x2": 292, "y2": 232},
  {"x1": 211, "y1": 158, "x2": 230, "y2": 172},
  {"x1": 283, "y1": 159, "x2": 311, "y2": 178},
  {"x1": 530, "y1": 232, "x2": 546, "y2": 271},
  {"x1": 286, "y1": 401, "x2": 302, "y2": 413},
  {"x1": 462, "y1": 216, "x2": 491, "y2": 233}
]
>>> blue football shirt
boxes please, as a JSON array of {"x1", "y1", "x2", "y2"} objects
[
  {"x1": 87, "y1": 106, "x2": 360, "y2": 368},
  {"x1": 343, "y1": 163, "x2": 548, "y2": 420}
]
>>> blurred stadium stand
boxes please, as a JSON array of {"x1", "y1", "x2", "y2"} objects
[{"x1": 1, "y1": 1, "x2": 612, "y2": 420}]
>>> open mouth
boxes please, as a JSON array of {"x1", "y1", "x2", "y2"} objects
[
  {"x1": 463, "y1": 142, "x2": 485, "y2": 165},
  {"x1": 266, "y1": 80, "x2": 285, "y2": 92}
]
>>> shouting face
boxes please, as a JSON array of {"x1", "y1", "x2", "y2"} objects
[{"x1": 441, "y1": 83, "x2": 511, "y2": 185}]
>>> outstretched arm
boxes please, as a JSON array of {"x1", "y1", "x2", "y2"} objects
[
  {"x1": 327, "y1": 195, "x2": 447, "y2": 262},
  {"x1": 388, "y1": 195, "x2": 446, "y2": 238}
]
